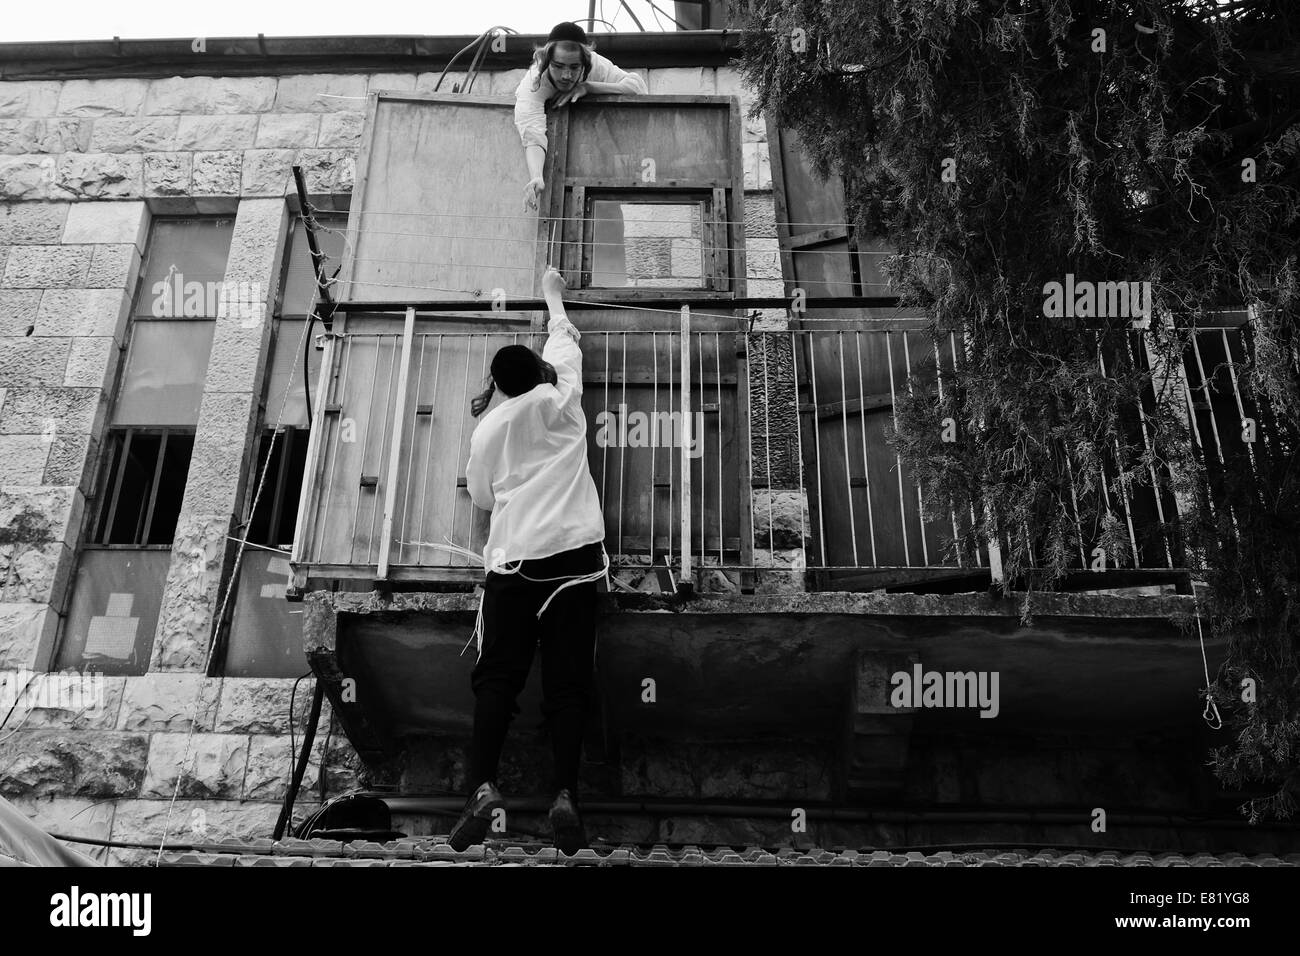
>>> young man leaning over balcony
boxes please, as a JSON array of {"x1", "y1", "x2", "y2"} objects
[{"x1": 515, "y1": 20, "x2": 648, "y2": 211}]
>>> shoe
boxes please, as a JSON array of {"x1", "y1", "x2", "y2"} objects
[
  {"x1": 548, "y1": 788, "x2": 587, "y2": 855},
  {"x1": 448, "y1": 781, "x2": 505, "y2": 851}
]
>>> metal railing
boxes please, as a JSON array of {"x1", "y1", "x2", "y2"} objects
[{"x1": 290, "y1": 310, "x2": 1261, "y2": 590}]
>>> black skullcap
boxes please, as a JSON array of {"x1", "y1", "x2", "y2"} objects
[
  {"x1": 490, "y1": 344, "x2": 544, "y2": 397},
  {"x1": 547, "y1": 21, "x2": 589, "y2": 45}
]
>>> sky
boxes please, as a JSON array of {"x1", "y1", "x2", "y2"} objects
[{"x1": 0, "y1": 0, "x2": 681, "y2": 44}]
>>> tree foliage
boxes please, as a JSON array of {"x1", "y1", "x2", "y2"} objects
[{"x1": 737, "y1": 0, "x2": 1300, "y2": 821}]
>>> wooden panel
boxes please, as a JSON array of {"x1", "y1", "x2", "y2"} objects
[
  {"x1": 345, "y1": 95, "x2": 536, "y2": 303},
  {"x1": 566, "y1": 102, "x2": 732, "y2": 182}
]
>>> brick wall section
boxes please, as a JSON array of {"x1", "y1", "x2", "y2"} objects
[{"x1": 0, "y1": 65, "x2": 802, "y2": 860}]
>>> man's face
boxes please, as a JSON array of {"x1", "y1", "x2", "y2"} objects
[{"x1": 548, "y1": 46, "x2": 583, "y2": 90}]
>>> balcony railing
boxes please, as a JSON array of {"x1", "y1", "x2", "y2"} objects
[{"x1": 289, "y1": 308, "x2": 1259, "y2": 592}]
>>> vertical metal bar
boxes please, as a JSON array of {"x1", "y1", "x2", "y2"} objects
[
  {"x1": 1123, "y1": 331, "x2": 1173, "y2": 567},
  {"x1": 790, "y1": 333, "x2": 808, "y2": 569},
  {"x1": 885, "y1": 333, "x2": 912, "y2": 566},
  {"x1": 102, "y1": 430, "x2": 131, "y2": 544},
  {"x1": 744, "y1": 331, "x2": 757, "y2": 565},
  {"x1": 761, "y1": 330, "x2": 775, "y2": 553},
  {"x1": 398, "y1": 333, "x2": 426, "y2": 566},
  {"x1": 602, "y1": 331, "x2": 610, "y2": 558},
  {"x1": 368, "y1": 332, "x2": 400, "y2": 565},
  {"x1": 450, "y1": 335, "x2": 475, "y2": 566},
  {"x1": 378, "y1": 308, "x2": 416, "y2": 579},
  {"x1": 313, "y1": 334, "x2": 351, "y2": 564},
  {"x1": 933, "y1": 337, "x2": 961, "y2": 567},
  {"x1": 350, "y1": 335, "x2": 383, "y2": 562},
  {"x1": 266, "y1": 427, "x2": 292, "y2": 546},
  {"x1": 1220, "y1": 327, "x2": 1261, "y2": 486},
  {"x1": 697, "y1": 329, "x2": 705, "y2": 566},
  {"x1": 140, "y1": 430, "x2": 168, "y2": 544},
  {"x1": 619, "y1": 331, "x2": 627, "y2": 560},
  {"x1": 651, "y1": 331, "x2": 658, "y2": 561},
  {"x1": 837, "y1": 331, "x2": 859, "y2": 566},
  {"x1": 855, "y1": 331, "x2": 877, "y2": 566},
  {"x1": 679, "y1": 305, "x2": 692, "y2": 586},
  {"x1": 807, "y1": 332, "x2": 827, "y2": 567},
  {"x1": 414, "y1": 334, "x2": 441, "y2": 566},
  {"x1": 714, "y1": 331, "x2": 723, "y2": 566},
  {"x1": 1096, "y1": 336, "x2": 1140, "y2": 566},
  {"x1": 902, "y1": 334, "x2": 929, "y2": 566},
  {"x1": 951, "y1": 331, "x2": 982, "y2": 567}
]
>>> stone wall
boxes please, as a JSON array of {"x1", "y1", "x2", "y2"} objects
[{"x1": 0, "y1": 63, "x2": 804, "y2": 863}]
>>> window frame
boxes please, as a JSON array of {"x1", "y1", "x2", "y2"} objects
[
  {"x1": 577, "y1": 190, "x2": 718, "y2": 293},
  {"x1": 87, "y1": 425, "x2": 196, "y2": 548}
]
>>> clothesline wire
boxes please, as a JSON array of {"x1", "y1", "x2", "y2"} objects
[
  {"x1": 337, "y1": 228, "x2": 900, "y2": 258},
  {"x1": 354, "y1": 207, "x2": 899, "y2": 231}
]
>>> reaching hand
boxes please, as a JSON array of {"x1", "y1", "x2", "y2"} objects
[
  {"x1": 542, "y1": 266, "x2": 567, "y2": 299},
  {"x1": 523, "y1": 176, "x2": 544, "y2": 211}
]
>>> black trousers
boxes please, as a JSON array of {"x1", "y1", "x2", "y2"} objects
[{"x1": 469, "y1": 541, "x2": 603, "y2": 796}]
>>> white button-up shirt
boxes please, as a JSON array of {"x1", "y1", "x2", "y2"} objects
[
  {"x1": 513, "y1": 52, "x2": 648, "y2": 152},
  {"x1": 466, "y1": 314, "x2": 605, "y2": 568}
]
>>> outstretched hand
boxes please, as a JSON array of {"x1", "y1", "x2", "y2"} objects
[
  {"x1": 523, "y1": 176, "x2": 544, "y2": 211},
  {"x1": 542, "y1": 266, "x2": 567, "y2": 299}
]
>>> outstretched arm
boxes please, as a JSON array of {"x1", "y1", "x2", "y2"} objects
[{"x1": 541, "y1": 267, "x2": 582, "y2": 405}]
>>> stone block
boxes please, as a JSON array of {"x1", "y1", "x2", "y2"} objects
[
  {"x1": 36, "y1": 288, "x2": 131, "y2": 338},
  {"x1": 274, "y1": 74, "x2": 368, "y2": 112},
  {"x1": 143, "y1": 76, "x2": 278, "y2": 115},
  {"x1": 143, "y1": 152, "x2": 192, "y2": 197},
  {"x1": 240, "y1": 149, "x2": 297, "y2": 197},
  {"x1": 0, "y1": 385, "x2": 100, "y2": 435},
  {"x1": 316, "y1": 112, "x2": 362, "y2": 148},
  {"x1": 42, "y1": 429, "x2": 94, "y2": 487},
  {"x1": 296, "y1": 149, "x2": 355, "y2": 193},
  {"x1": 0, "y1": 729, "x2": 149, "y2": 799},
  {"x1": 0, "y1": 433, "x2": 53, "y2": 486},
  {"x1": 647, "y1": 67, "x2": 716, "y2": 95},
  {"x1": 89, "y1": 116, "x2": 179, "y2": 153},
  {"x1": 0, "y1": 540, "x2": 72, "y2": 603},
  {"x1": 0, "y1": 118, "x2": 93, "y2": 154},
  {"x1": 366, "y1": 72, "x2": 417, "y2": 94},
  {"x1": 1, "y1": 245, "x2": 91, "y2": 288},
  {"x1": 0, "y1": 601, "x2": 56, "y2": 669},
  {"x1": 109, "y1": 798, "x2": 287, "y2": 846},
  {"x1": 18, "y1": 674, "x2": 127, "y2": 731},
  {"x1": 243, "y1": 733, "x2": 319, "y2": 800},
  {"x1": 0, "y1": 291, "x2": 41, "y2": 336},
  {"x1": 255, "y1": 113, "x2": 320, "y2": 148},
  {"x1": 175, "y1": 115, "x2": 259, "y2": 151},
  {"x1": 744, "y1": 142, "x2": 772, "y2": 190},
  {"x1": 486, "y1": 69, "x2": 528, "y2": 96},
  {"x1": 214, "y1": 677, "x2": 306, "y2": 734},
  {"x1": 62, "y1": 201, "x2": 148, "y2": 248},
  {"x1": 744, "y1": 191, "x2": 777, "y2": 238},
  {"x1": 57, "y1": 79, "x2": 148, "y2": 118},
  {"x1": 747, "y1": 237, "x2": 781, "y2": 280},
  {"x1": 150, "y1": 513, "x2": 234, "y2": 670},
  {"x1": 52, "y1": 153, "x2": 143, "y2": 200},
  {"x1": 0, "y1": 337, "x2": 71, "y2": 385},
  {"x1": 0, "y1": 157, "x2": 56, "y2": 201},
  {"x1": 0, "y1": 203, "x2": 68, "y2": 245},
  {"x1": 0, "y1": 81, "x2": 64, "y2": 118},
  {"x1": 62, "y1": 336, "x2": 116, "y2": 389},
  {"x1": 415, "y1": 72, "x2": 469, "y2": 94},
  {"x1": 191, "y1": 151, "x2": 242, "y2": 196},
  {"x1": 141, "y1": 733, "x2": 249, "y2": 799},
  {"x1": 115, "y1": 673, "x2": 221, "y2": 732},
  {"x1": 0, "y1": 485, "x2": 75, "y2": 543},
  {"x1": 85, "y1": 243, "x2": 141, "y2": 289}
]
